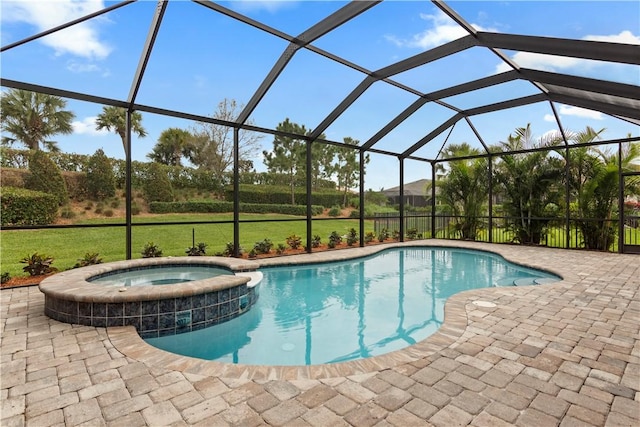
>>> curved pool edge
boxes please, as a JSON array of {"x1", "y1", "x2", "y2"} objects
[
  {"x1": 106, "y1": 240, "x2": 579, "y2": 380},
  {"x1": 254, "y1": 239, "x2": 566, "y2": 281}
]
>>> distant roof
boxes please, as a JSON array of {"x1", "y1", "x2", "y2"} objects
[{"x1": 382, "y1": 179, "x2": 431, "y2": 197}]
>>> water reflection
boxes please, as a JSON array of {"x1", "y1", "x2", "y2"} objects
[{"x1": 145, "y1": 248, "x2": 558, "y2": 365}]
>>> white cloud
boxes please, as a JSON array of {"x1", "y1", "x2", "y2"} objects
[
  {"x1": 2, "y1": 0, "x2": 111, "y2": 59},
  {"x1": 72, "y1": 116, "x2": 109, "y2": 136},
  {"x1": 495, "y1": 30, "x2": 640, "y2": 74},
  {"x1": 66, "y1": 60, "x2": 111, "y2": 77},
  {"x1": 496, "y1": 52, "x2": 585, "y2": 73},
  {"x1": 66, "y1": 61, "x2": 99, "y2": 73},
  {"x1": 558, "y1": 105, "x2": 604, "y2": 120},
  {"x1": 543, "y1": 106, "x2": 605, "y2": 124},
  {"x1": 386, "y1": 10, "x2": 495, "y2": 50},
  {"x1": 584, "y1": 30, "x2": 640, "y2": 45}
]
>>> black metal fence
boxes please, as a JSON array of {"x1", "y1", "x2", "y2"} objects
[{"x1": 373, "y1": 213, "x2": 640, "y2": 252}]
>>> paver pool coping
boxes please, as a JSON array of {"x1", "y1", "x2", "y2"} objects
[{"x1": 106, "y1": 240, "x2": 575, "y2": 380}]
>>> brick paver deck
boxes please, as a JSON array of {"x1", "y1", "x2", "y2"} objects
[{"x1": 2, "y1": 240, "x2": 639, "y2": 426}]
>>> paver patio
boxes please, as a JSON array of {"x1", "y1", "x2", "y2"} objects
[{"x1": 1, "y1": 240, "x2": 639, "y2": 426}]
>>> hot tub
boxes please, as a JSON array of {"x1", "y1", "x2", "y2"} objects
[{"x1": 39, "y1": 257, "x2": 262, "y2": 338}]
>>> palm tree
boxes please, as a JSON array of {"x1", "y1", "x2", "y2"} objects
[
  {"x1": 0, "y1": 89, "x2": 75, "y2": 151},
  {"x1": 565, "y1": 128, "x2": 639, "y2": 250},
  {"x1": 493, "y1": 124, "x2": 563, "y2": 245},
  {"x1": 95, "y1": 106, "x2": 146, "y2": 155},
  {"x1": 438, "y1": 143, "x2": 489, "y2": 240},
  {"x1": 147, "y1": 127, "x2": 194, "y2": 166}
]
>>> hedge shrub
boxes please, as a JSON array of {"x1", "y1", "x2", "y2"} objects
[
  {"x1": 0, "y1": 168, "x2": 26, "y2": 187},
  {"x1": 1, "y1": 187, "x2": 58, "y2": 226},
  {"x1": 112, "y1": 160, "x2": 223, "y2": 192},
  {"x1": 85, "y1": 149, "x2": 115, "y2": 200},
  {"x1": 62, "y1": 171, "x2": 88, "y2": 200},
  {"x1": 24, "y1": 151, "x2": 68, "y2": 205},
  {"x1": 0, "y1": 168, "x2": 87, "y2": 200},
  {"x1": 0, "y1": 147, "x2": 89, "y2": 171},
  {"x1": 224, "y1": 185, "x2": 344, "y2": 207},
  {"x1": 149, "y1": 200, "x2": 324, "y2": 216}
]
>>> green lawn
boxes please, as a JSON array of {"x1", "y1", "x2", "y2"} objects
[{"x1": 1, "y1": 214, "x2": 372, "y2": 277}]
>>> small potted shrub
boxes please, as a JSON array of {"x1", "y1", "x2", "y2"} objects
[
  {"x1": 276, "y1": 243, "x2": 286, "y2": 255},
  {"x1": 364, "y1": 231, "x2": 375, "y2": 244},
  {"x1": 20, "y1": 252, "x2": 57, "y2": 276},
  {"x1": 186, "y1": 242, "x2": 207, "y2": 256},
  {"x1": 222, "y1": 242, "x2": 244, "y2": 257},
  {"x1": 223, "y1": 242, "x2": 234, "y2": 256},
  {"x1": 1, "y1": 272, "x2": 11, "y2": 284},
  {"x1": 328, "y1": 231, "x2": 342, "y2": 249},
  {"x1": 377, "y1": 228, "x2": 389, "y2": 242},
  {"x1": 406, "y1": 228, "x2": 418, "y2": 240},
  {"x1": 141, "y1": 242, "x2": 163, "y2": 258},
  {"x1": 253, "y1": 238, "x2": 273, "y2": 255},
  {"x1": 346, "y1": 228, "x2": 358, "y2": 246},
  {"x1": 286, "y1": 234, "x2": 302, "y2": 250},
  {"x1": 73, "y1": 252, "x2": 103, "y2": 268}
]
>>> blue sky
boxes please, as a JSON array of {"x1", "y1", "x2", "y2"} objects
[{"x1": 1, "y1": 0, "x2": 639, "y2": 191}]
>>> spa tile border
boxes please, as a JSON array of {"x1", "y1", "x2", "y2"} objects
[
  {"x1": 39, "y1": 257, "x2": 261, "y2": 336},
  {"x1": 45, "y1": 284, "x2": 258, "y2": 337}
]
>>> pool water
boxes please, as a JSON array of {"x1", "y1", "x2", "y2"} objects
[
  {"x1": 89, "y1": 265, "x2": 233, "y2": 287},
  {"x1": 144, "y1": 248, "x2": 559, "y2": 365}
]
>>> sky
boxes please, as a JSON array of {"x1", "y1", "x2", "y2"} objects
[{"x1": 1, "y1": 0, "x2": 639, "y2": 191}]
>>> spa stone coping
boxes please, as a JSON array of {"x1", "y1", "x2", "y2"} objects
[{"x1": 39, "y1": 256, "x2": 261, "y2": 304}]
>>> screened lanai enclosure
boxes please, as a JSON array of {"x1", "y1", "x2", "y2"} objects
[{"x1": 1, "y1": 0, "x2": 639, "y2": 264}]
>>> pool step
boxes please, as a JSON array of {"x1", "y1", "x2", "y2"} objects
[
  {"x1": 495, "y1": 277, "x2": 547, "y2": 287},
  {"x1": 534, "y1": 277, "x2": 558, "y2": 285},
  {"x1": 514, "y1": 278, "x2": 538, "y2": 286},
  {"x1": 495, "y1": 278, "x2": 520, "y2": 287}
]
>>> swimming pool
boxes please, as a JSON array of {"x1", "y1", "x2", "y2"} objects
[{"x1": 144, "y1": 247, "x2": 560, "y2": 365}]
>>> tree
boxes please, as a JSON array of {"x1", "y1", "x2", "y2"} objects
[
  {"x1": 438, "y1": 143, "x2": 488, "y2": 240},
  {"x1": 147, "y1": 127, "x2": 193, "y2": 166},
  {"x1": 565, "y1": 127, "x2": 639, "y2": 250},
  {"x1": 188, "y1": 99, "x2": 262, "y2": 183},
  {"x1": 95, "y1": 106, "x2": 146, "y2": 155},
  {"x1": 142, "y1": 162, "x2": 174, "y2": 203},
  {"x1": 0, "y1": 89, "x2": 75, "y2": 151},
  {"x1": 493, "y1": 124, "x2": 563, "y2": 244},
  {"x1": 309, "y1": 138, "x2": 332, "y2": 191},
  {"x1": 263, "y1": 118, "x2": 309, "y2": 204},
  {"x1": 25, "y1": 150, "x2": 68, "y2": 205},
  {"x1": 333, "y1": 137, "x2": 369, "y2": 207},
  {"x1": 85, "y1": 149, "x2": 116, "y2": 200}
]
